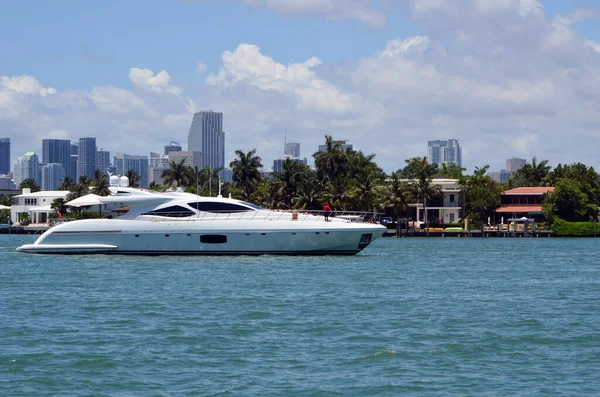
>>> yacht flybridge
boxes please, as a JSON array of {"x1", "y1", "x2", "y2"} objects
[{"x1": 17, "y1": 175, "x2": 385, "y2": 255}]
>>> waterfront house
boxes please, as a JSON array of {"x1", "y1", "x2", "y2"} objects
[
  {"x1": 495, "y1": 186, "x2": 555, "y2": 221},
  {"x1": 11, "y1": 188, "x2": 70, "y2": 225},
  {"x1": 400, "y1": 178, "x2": 462, "y2": 224}
]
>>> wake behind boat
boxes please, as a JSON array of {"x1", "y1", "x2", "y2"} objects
[{"x1": 17, "y1": 178, "x2": 385, "y2": 256}]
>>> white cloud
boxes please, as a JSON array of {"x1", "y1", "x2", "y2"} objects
[
  {"x1": 129, "y1": 67, "x2": 182, "y2": 95},
  {"x1": 207, "y1": 43, "x2": 361, "y2": 116},
  {"x1": 1, "y1": 75, "x2": 57, "y2": 96}
]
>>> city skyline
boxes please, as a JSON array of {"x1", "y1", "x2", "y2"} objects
[{"x1": 2, "y1": 1, "x2": 599, "y2": 174}]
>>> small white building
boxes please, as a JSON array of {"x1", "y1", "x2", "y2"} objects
[{"x1": 11, "y1": 188, "x2": 70, "y2": 225}]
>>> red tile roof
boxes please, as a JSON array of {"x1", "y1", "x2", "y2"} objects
[
  {"x1": 503, "y1": 187, "x2": 555, "y2": 195},
  {"x1": 496, "y1": 205, "x2": 543, "y2": 213}
]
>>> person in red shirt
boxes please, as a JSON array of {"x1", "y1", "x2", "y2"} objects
[{"x1": 323, "y1": 202, "x2": 332, "y2": 222}]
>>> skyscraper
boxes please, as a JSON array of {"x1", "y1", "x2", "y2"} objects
[
  {"x1": 42, "y1": 163, "x2": 66, "y2": 191},
  {"x1": 506, "y1": 157, "x2": 526, "y2": 173},
  {"x1": 164, "y1": 141, "x2": 182, "y2": 155},
  {"x1": 42, "y1": 139, "x2": 71, "y2": 179},
  {"x1": 188, "y1": 111, "x2": 225, "y2": 172},
  {"x1": 284, "y1": 141, "x2": 300, "y2": 157},
  {"x1": 14, "y1": 152, "x2": 40, "y2": 186},
  {"x1": 96, "y1": 148, "x2": 111, "y2": 174},
  {"x1": 77, "y1": 137, "x2": 96, "y2": 180},
  {"x1": 427, "y1": 139, "x2": 462, "y2": 168},
  {"x1": 114, "y1": 152, "x2": 149, "y2": 188},
  {"x1": 0, "y1": 138, "x2": 10, "y2": 175}
]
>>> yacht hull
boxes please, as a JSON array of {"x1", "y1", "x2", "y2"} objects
[{"x1": 17, "y1": 219, "x2": 385, "y2": 256}]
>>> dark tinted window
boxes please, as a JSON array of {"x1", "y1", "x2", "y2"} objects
[
  {"x1": 142, "y1": 205, "x2": 195, "y2": 218},
  {"x1": 200, "y1": 235, "x2": 227, "y2": 244},
  {"x1": 188, "y1": 202, "x2": 252, "y2": 213}
]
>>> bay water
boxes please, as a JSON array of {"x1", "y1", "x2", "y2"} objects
[{"x1": 1, "y1": 235, "x2": 599, "y2": 395}]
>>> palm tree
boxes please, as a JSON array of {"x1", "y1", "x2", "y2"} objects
[
  {"x1": 403, "y1": 157, "x2": 439, "y2": 235},
  {"x1": 50, "y1": 197, "x2": 68, "y2": 218},
  {"x1": 380, "y1": 171, "x2": 413, "y2": 220},
  {"x1": 125, "y1": 170, "x2": 140, "y2": 188},
  {"x1": 313, "y1": 135, "x2": 348, "y2": 183},
  {"x1": 91, "y1": 169, "x2": 111, "y2": 196},
  {"x1": 509, "y1": 157, "x2": 551, "y2": 187},
  {"x1": 230, "y1": 149, "x2": 263, "y2": 201},
  {"x1": 272, "y1": 159, "x2": 312, "y2": 209},
  {"x1": 162, "y1": 159, "x2": 192, "y2": 187},
  {"x1": 18, "y1": 178, "x2": 40, "y2": 192},
  {"x1": 78, "y1": 175, "x2": 92, "y2": 187},
  {"x1": 58, "y1": 176, "x2": 75, "y2": 191},
  {"x1": 0, "y1": 195, "x2": 12, "y2": 207},
  {"x1": 346, "y1": 151, "x2": 384, "y2": 211},
  {"x1": 438, "y1": 163, "x2": 466, "y2": 179}
]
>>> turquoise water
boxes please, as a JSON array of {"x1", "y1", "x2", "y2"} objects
[{"x1": 1, "y1": 235, "x2": 599, "y2": 396}]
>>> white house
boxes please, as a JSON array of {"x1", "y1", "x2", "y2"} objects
[
  {"x1": 403, "y1": 178, "x2": 462, "y2": 224},
  {"x1": 11, "y1": 188, "x2": 70, "y2": 225}
]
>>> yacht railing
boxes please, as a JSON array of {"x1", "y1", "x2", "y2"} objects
[{"x1": 130, "y1": 210, "x2": 384, "y2": 224}]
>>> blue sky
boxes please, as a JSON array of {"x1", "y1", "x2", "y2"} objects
[{"x1": 2, "y1": 0, "x2": 600, "y2": 173}]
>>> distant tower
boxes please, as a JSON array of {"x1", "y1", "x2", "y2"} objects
[
  {"x1": 0, "y1": 138, "x2": 10, "y2": 175},
  {"x1": 96, "y1": 148, "x2": 111, "y2": 173},
  {"x1": 427, "y1": 139, "x2": 462, "y2": 168},
  {"x1": 506, "y1": 157, "x2": 526, "y2": 173},
  {"x1": 188, "y1": 111, "x2": 225, "y2": 172},
  {"x1": 164, "y1": 141, "x2": 182, "y2": 155},
  {"x1": 77, "y1": 137, "x2": 97, "y2": 181},
  {"x1": 14, "y1": 152, "x2": 40, "y2": 186},
  {"x1": 42, "y1": 163, "x2": 66, "y2": 191},
  {"x1": 284, "y1": 141, "x2": 300, "y2": 157},
  {"x1": 42, "y1": 139, "x2": 71, "y2": 179}
]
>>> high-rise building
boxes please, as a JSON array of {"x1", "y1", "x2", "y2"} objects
[
  {"x1": 114, "y1": 153, "x2": 149, "y2": 188},
  {"x1": 506, "y1": 157, "x2": 526, "y2": 173},
  {"x1": 284, "y1": 141, "x2": 300, "y2": 157},
  {"x1": 168, "y1": 151, "x2": 202, "y2": 169},
  {"x1": 42, "y1": 139, "x2": 71, "y2": 179},
  {"x1": 489, "y1": 170, "x2": 513, "y2": 184},
  {"x1": 427, "y1": 139, "x2": 462, "y2": 168},
  {"x1": 77, "y1": 137, "x2": 96, "y2": 181},
  {"x1": 272, "y1": 156, "x2": 308, "y2": 174},
  {"x1": 0, "y1": 138, "x2": 10, "y2": 175},
  {"x1": 14, "y1": 152, "x2": 41, "y2": 187},
  {"x1": 317, "y1": 140, "x2": 353, "y2": 153},
  {"x1": 42, "y1": 163, "x2": 66, "y2": 191},
  {"x1": 96, "y1": 148, "x2": 111, "y2": 174},
  {"x1": 149, "y1": 152, "x2": 170, "y2": 185},
  {"x1": 188, "y1": 111, "x2": 225, "y2": 172},
  {"x1": 164, "y1": 141, "x2": 182, "y2": 155}
]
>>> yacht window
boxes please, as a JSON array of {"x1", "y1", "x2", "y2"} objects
[
  {"x1": 142, "y1": 205, "x2": 195, "y2": 218},
  {"x1": 188, "y1": 202, "x2": 253, "y2": 213},
  {"x1": 238, "y1": 201, "x2": 268, "y2": 210},
  {"x1": 200, "y1": 235, "x2": 227, "y2": 244}
]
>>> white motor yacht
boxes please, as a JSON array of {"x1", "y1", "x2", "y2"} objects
[{"x1": 17, "y1": 177, "x2": 385, "y2": 256}]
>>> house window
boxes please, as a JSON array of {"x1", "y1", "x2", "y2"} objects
[{"x1": 450, "y1": 194, "x2": 455, "y2": 203}]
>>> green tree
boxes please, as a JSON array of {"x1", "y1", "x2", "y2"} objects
[
  {"x1": 50, "y1": 197, "x2": 68, "y2": 218},
  {"x1": 230, "y1": 149, "x2": 263, "y2": 201},
  {"x1": 402, "y1": 157, "x2": 439, "y2": 233},
  {"x1": 18, "y1": 178, "x2": 40, "y2": 192},
  {"x1": 438, "y1": 163, "x2": 466, "y2": 179},
  {"x1": 161, "y1": 159, "x2": 192, "y2": 187},
  {"x1": 91, "y1": 170, "x2": 111, "y2": 196},
  {"x1": 58, "y1": 176, "x2": 75, "y2": 191},
  {"x1": 313, "y1": 135, "x2": 348, "y2": 183},
  {"x1": 125, "y1": 170, "x2": 140, "y2": 188},
  {"x1": 346, "y1": 151, "x2": 384, "y2": 211},
  {"x1": 460, "y1": 166, "x2": 503, "y2": 224},
  {"x1": 0, "y1": 195, "x2": 13, "y2": 207},
  {"x1": 542, "y1": 179, "x2": 595, "y2": 223},
  {"x1": 508, "y1": 157, "x2": 551, "y2": 187},
  {"x1": 380, "y1": 171, "x2": 413, "y2": 220},
  {"x1": 0, "y1": 208, "x2": 10, "y2": 224},
  {"x1": 272, "y1": 159, "x2": 312, "y2": 209}
]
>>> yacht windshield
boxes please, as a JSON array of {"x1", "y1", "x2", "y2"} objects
[{"x1": 238, "y1": 201, "x2": 268, "y2": 210}]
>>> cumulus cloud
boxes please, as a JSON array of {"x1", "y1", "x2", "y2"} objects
[
  {"x1": 129, "y1": 67, "x2": 183, "y2": 95},
  {"x1": 1, "y1": 75, "x2": 57, "y2": 97},
  {"x1": 207, "y1": 43, "x2": 362, "y2": 116}
]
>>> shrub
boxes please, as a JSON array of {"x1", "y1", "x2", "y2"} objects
[{"x1": 552, "y1": 217, "x2": 596, "y2": 236}]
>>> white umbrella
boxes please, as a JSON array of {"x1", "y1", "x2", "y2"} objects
[{"x1": 66, "y1": 194, "x2": 104, "y2": 207}]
